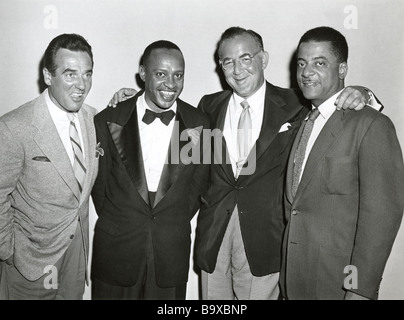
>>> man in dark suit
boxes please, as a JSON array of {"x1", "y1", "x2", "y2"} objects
[
  {"x1": 106, "y1": 27, "x2": 378, "y2": 300},
  {"x1": 90, "y1": 40, "x2": 209, "y2": 300},
  {"x1": 0, "y1": 33, "x2": 98, "y2": 299},
  {"x1": 280, "y1": 26, "x2": 404, "y2": 300}
]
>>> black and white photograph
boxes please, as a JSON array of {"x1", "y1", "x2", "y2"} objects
[{"x1": 0, "y1": 0, "x2": 403, "y2": 308}]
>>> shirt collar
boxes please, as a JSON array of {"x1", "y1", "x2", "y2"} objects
[
  {"x1": 232, "y1": 81, "x2": 266, "y2": 114},
  {"x1": 312, "y1": 89, "x2": 344, "y2": 121}
]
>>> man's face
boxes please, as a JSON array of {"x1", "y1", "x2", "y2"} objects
[
  {"x1": 219, "y1": 34, "x2": 268, "y2": 98},
  {"x1": 43, "y1": 48, "x2": 93, "y2": 112},
  {"x1": 140, "y1": 48, "x2": 184, "y2": 111},
  {"x1": 297, "y1": 41, "x2": 346, "y2": 107}
]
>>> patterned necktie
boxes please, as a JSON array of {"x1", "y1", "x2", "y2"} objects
[
  {"x1": 291, "y1": 108, "x2": 320, "y2": 197},
  {"x1": 67, "y1": 113, "x2": 86, "y2": 193},
  {"x1": 236, "y1": 100, "x2": 252, "y2": 178},
  {"x1": 142, "y1": 108, "x2": 175, "y2": 126}
]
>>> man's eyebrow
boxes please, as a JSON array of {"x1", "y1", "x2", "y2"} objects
[
  {"x1": 297, "y1": 56, "x2": 328, "y2": 61},
  {"x1": 62, "y1": 68, "x2": 93, "y2": 74},
  {"x1": 62, "y1": 68, "x2": 77, "y2": 73}
]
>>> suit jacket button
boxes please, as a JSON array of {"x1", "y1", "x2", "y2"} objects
[
  {"x1": 292, "y1": 210, "x2": 297, "y2": 215},
  {"x1": 151, "y1": 214, "x2": 156, "y2": 220},
  {"x1": 70, "y1": 234, "x2": 74, "y2": 239}
]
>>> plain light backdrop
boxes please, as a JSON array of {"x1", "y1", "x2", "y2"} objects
[{"x1": 1, "y1": 0, "x2": 403, "y2": 300}]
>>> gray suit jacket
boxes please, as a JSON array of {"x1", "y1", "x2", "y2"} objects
[
  {"x1": 0, "y1": 89, "x2": 98, "y2": 281},
  {"x1": 280, "y1": 107, "x2": 404, "y2": 299}
]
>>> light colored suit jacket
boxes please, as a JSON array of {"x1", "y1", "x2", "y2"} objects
[
  {"x1": 280, "y1": 107, "x2": 404, "y2": 300},
  {"x1": 0, "y1": 89, "x2": 98, "y2": 281}
]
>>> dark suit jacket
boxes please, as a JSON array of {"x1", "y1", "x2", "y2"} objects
[
  {"x1": 280, "y1": 107, "x2": 404, "y2": 300},
  {"x1": 194, "y1": 82, "x2": 308, "y2": 276},
  {"x1": 91, "y1": 92, "x2": 210, "y2": 287}
]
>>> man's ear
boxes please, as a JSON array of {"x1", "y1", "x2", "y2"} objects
[
  {"x1": 339, "y1": 62, "x2": 348, "y2": 80},
  {"x1": 43, "y1": 68, "x2": 52, "y2": 86},
  {"x1": 139, "y1": 65, "x2": 146, "y2": 82},
  {"x1": 262, "y1": 51, "x2": 270, "y2": 70}
]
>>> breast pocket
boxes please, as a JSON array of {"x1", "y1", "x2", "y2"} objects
[{"x1": 321, "y1": 156, "x2": 358, "y2": 195}]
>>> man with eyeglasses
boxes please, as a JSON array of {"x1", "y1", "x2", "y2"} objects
[{"x1": 107, "y1": 26, "x2": 380, "y2": 300}]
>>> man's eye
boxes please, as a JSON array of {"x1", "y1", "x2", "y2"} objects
[
  {"x1": 65, "y1": 73, "x2": 75, "y2": 78},
  {"x1": 156, "y1": 72, "x2": 165, "y2": 77},
  {"x1": 175, "y1": 74, "x2": 183, "y2": 79},
  {"x1": 316, "y1": 61, "x2": 325, "y2": 66},
  {"x1": 297, "y1": 62, "x2": 305, "y2": 68},
  {"x1": 241, "y1": 57, "x2": 252, "y2": 63},
  {"x1": 223, "y1": 60, "x2": 233, "y2": 66}
]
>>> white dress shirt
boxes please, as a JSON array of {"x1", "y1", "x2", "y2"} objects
[
  {"x1": 298, "y1": 89, "x2": 343, "y2": 182},
  {"x1": 45, "y1": 89, "x2": 85, "y2": 166},
  {"x1": 137, "y1": 93, "x2": 177, "y2": 192},
  {"x1": 223, "y1": 82, "x2": 266, "y2": 176}
]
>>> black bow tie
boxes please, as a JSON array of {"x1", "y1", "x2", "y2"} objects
[{"x1": 142, "y1": 108, "x2": 176, "y2": 126}]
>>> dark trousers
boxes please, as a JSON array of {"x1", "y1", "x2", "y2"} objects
[{"x1": 92, "y1": 232, "x2": 186, "y2": 300}]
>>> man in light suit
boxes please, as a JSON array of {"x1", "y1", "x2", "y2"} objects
[
  {"x1": 0, "y1": 33, "x2": 98, "y2": 299},
  {"x1": 90, "y1": 40, "x2": 209, "y2": 300},
  {"x1": 280, "y1": 26, "x2": 404, "y2": 300}
]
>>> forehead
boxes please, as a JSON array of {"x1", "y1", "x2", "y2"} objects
[
  {"x1": 219, "y1": 34, "x2": 259, "y2": 58},
  {"x1": 297, "y1": 41, "x2": 336, "y2": 59},
  {"x1": 54, "y1": 48, "x2": 92, "y2": 69},
  {"x1": 146, "y1": 48, "x2": 184, "y2": 69}
]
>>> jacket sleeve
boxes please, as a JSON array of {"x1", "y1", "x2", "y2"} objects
[
  {"x1": 349, "y1": 115, "x2": 404, "y2": 299},
  {"x1": 0, "y1": 120, "x2": 24, "y2": 260}
]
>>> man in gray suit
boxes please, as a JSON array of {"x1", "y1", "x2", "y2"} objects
[
  {"x1": 0, "y1": 33, "x2": 98, "y2": 299},
  {"x1": 280, "y1": 26, "x2": 404, "y2": 300}
]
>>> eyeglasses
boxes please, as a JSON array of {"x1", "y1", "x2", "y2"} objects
[{"x1": 219, "y1": 50, "x2": 262, "y2": 71}]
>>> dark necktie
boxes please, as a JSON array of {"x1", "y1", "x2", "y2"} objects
[
  {"x1": 67, "y1": 113, "x2": 86, "y2": 193},
  {"x1": 142, "y1": 108, "x2": 175, "y2": 126},
  {"x1": 291, "y1": 108, "x2": 321, "y2": 197}
]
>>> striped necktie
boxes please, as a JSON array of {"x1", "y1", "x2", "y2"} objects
[
  {"x1": 236, "y1": 100, "x2": 252, "y2": 178},
  {"x1": 291, "y1": 108, "x2": 320, "y2": 197},
  {"x1": 67, "y1": 113, "x2": 86, "y2": 193}
]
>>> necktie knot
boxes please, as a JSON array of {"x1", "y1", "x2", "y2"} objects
[
  {"x1": 142, "y1": 108, "x2": 175, "y2": 126},
  {"x1": 308, "y1": 108, "x2": 320, "y2": 121},
  {"x1": 240, "y1": 100, "x2": 250, "y2": 110},
  {"x1": 66, "y1": 112, "x2": 75, "y2": 122}
]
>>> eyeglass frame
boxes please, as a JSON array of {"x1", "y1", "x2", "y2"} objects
[{"x1": 219, "y1": 49, "x2": 263, "y2": 71}]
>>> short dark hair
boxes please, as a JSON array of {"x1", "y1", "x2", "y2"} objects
[
  {"x1": 298, "y1": 26, "x2": 348, "y2": 63},
  {"x1": 141, "y1": 40, "x2": 183, "y2": 66},
  {"x1": 43, "y1": 33, "x2": 93, "y2": 75},
  {"x1": 218, "y1": 27, "x2": 264, "y2": 56}
]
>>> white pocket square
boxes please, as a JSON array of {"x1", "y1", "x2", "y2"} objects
[{"x1": 279, "y1": 122, "x2": 291, "y2": 133}]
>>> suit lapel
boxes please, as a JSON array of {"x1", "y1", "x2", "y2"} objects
[
  {"x1": 154, "y1": 101, "x2": 203, "y2": 208},
  {"x1": 293, "y1": 110, "x2": 345, "y2": 202},
  {"x1": 77, "y1": 106, "x2": 96, "y2": 205},
  {"x1": 210, "y1": 93, "x2": 235, "y2": 182},
  {"x1": 108, "y1": 96, "x2": 149, "y2": 206},
  {"x1": 32, "y1": 92, "x2": 80, "y2": 201}
]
